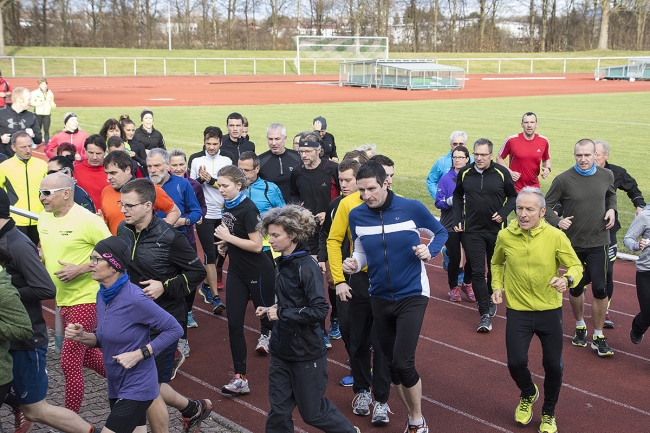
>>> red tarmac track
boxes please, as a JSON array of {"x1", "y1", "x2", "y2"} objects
[{"x1": 33, "y1": 71, "x2": 650, "y2": 432}]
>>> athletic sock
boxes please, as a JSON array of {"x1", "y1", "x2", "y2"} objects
[
  {"x1": 576, "y1": 320, "x2": 586, "y2": 327},
  {"x1": 593, "y1": 329, "x2": 603, "y2": 337},
  {"x1": 408, "y1": 415, "x2": 423, "y2": 426},
  {"x1": 180, "y1": 399, "x2": 199, "y2": 418}
]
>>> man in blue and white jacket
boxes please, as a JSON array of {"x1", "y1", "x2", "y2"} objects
[{"x1": 343, "y1": 160, "x2": 447, "y2": 433}]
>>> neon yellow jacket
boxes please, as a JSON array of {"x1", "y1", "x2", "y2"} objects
[
  {"x1": 0, "y1": 156, "x2": 47, "y2": 226},
  {"x1": 327, "y1": 192, "x2": 365, "y2": 285},
  {"x1": 491, "y1": 219, "x2": 583, "y2": 312}
]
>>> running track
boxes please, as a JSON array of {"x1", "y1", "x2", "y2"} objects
[{"x1": 30, "y1": 72, "x2": 650, "y2": 432}]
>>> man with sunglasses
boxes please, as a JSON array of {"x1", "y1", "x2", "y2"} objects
[
  {"x1": 453, "y1": 138, "x2": 517, "y2": 333},
  {"x1": 0, "y1": 131, "x2": 48, "y2": 245},
  {"x1": 426, "y1": 131, "x2": 470, "y2": 201},
  {"x1": 37, "y1": 172, "x2": 111, "y2": 413},
  {"x1": 47, "y1": 155, "x2": 96, "y2": 213}
]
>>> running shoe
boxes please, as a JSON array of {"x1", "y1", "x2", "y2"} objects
[
  {"x1": 222, "y1": 374, "x2": 250, "y2": 395},
  {"x1": 354, "y1": 428, "x2": 361, "y2": 433},
  {"x1": 199, "y1": 283, "x2": 213, "y2": 304},
  {"x1": 488, "y1": 299, "x2": 497, "y2": 317},
  {"x1": 13, "y1": 407, "x2": 34, "y2": 433},
  {"x1": 591, "y1": 334, "x2": 614, "y2": 356},
  {"x1": 187, "y1": 311, "x2": 198, "y2": 328},
  {"x1": 460, "y1": 282, "x2": 476, "y2": 302},
  {"x1": 538, "y1": 413, "x2": 557, "y2": 433},
  {"x1": 477, "y1": 314, "x2": 492, "y2": 333},
  {"x1": 449, "y1": 286, "x2": 462, "y2": 302},
  {"x1": 441, "y1": 247, "x2": 449, "y2": 271},
  {"x1": 403, "y1": 417, "x2": 428, "y2": 433},
  {"x1": 323, "y1": 330, "x2": 332, "y2": 349},
  {"x1": 329, "y1": 319, "x2": 342, "y2": 339},
  {"x1": 217, "y1": 269, "x2": 224, "y2": 290},
  {"x1": 212, "y1": 296, "x2": 226, "y2": 315},
  {"x1": 572, "y1": 326, "x2": 587, "y2": 347},
  {"x1": 170, "y1": 350, "x2": 185, "y2": 381},
  {"x1": 604, "y1": 313, "x2": 615, "y2": 329},
  {"x1": 256, "y1": 333, "x2": 270, "y2": 354},
  {"x1": 182, "y1": 399, "x2": 213, "y2": 433},
  {"x1": 352, "y1": 390, "x2": 372, "y2": 416},
  {"x1": 514, "y1": 384, "x2": 539, "y2": 425},
  {"x1": 630, "y1": 328, "x2": 644, "y2": 345},
  {"x1": 340, "y1": 375, "x2": 354, "y2": 387},
  {"x1": 371, "y1": 401, "x2": 391, "y2": 424},
  {"x1": 177, "y1": 338, "x2": 190, "y2": 358}
]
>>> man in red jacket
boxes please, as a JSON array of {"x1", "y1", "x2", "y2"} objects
[{"x1": 74, "y1": 135, "x2": 108, "y2": 208}]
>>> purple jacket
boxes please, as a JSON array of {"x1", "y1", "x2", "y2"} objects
[
  {"x1": 435, "y1": 168, "x2": 458, "y2": 231},
  {"x1": 95, "y1": 279, "x2": 183, "y2": 400},
  {"x1": 185, "y1": 174, "x2": 207, "y2": 245}
]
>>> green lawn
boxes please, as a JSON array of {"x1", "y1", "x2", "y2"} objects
[
  {"x1": 58, "y1": 91, "x2": 650, "y2": 250},
  {"x1": 3, "y1": 47, "x2": 650, "y2": 77}
]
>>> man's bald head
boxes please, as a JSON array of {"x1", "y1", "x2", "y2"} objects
[{"x1": 42, "y1": 172, "x2": 74, "y2": 190}]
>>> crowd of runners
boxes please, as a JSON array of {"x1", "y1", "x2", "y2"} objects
[{"x1": 0, "y1": 82, "x2": 649, "y2": 433}]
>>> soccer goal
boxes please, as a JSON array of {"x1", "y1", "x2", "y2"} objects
[{"x1": 294, "y1": 35, "x2": 389, "y2": 75}]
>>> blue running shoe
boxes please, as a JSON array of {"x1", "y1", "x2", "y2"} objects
[
  {"x1": 340, "y1": 375, "x2": 354, "y2": 387},
  {"x1": 212, "y1": 296, "x2": 226, "y2": 315},
  {"x1": 323, "y1": 330, "x2": 332, "y2": 349},
  {"x1": 442, "y1": 247, "x2": 449, "y2": 271},
  {"x1": 187, "y1": 311, "x2": 198, "y2": 328},
  {"x1": 199, "y1": 283, "x2": 213, "y2": 304},
  {"x1": 329, "y1": 319, "x2": 342, "y2": 339}
]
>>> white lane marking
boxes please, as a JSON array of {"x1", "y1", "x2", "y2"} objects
[
  {"x1": 421, "y1": 396, "x2": 514, "y2": 432},
  {"x1": 482, "y1": 77, "x2": 566, "y2": 80}
]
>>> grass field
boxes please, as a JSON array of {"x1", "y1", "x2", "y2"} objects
[
  {"x1": 55, "y1": 90, "x2": 650, "y2": 250},
  {"x1": 3, "y1": 47, "x2": 650, "y2": 77}
]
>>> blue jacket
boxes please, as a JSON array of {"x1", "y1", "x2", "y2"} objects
[
  {"x1": 434, "y1": 168, "x2": 458, "y2": 231},
  {"x1": 157, "y1": 173, "x2": 202, "y2": 234},
  {"x1": 426, "y1": 150, "x2": 473, "y2": 201},
  {"x1": 349, "y1": 191, "x2": 448, "y2": 301},
  {"x1": 246, "y1": 176, "x2": 285, "y2": 216}
]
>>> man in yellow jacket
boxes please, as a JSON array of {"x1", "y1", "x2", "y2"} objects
[
  {"x1": 491, "y1": 186, "x2": 582, "y2": 433},
  {"x1": 0, "y1": 131, "x2": 47, "y2": 245}
]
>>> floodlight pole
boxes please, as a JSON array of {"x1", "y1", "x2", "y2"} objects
[{"x1": 168, "y1": 0, "x2": 172, "y2": 51}]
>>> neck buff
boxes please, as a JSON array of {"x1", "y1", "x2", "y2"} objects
[
  {"x1": 99, "y1": 272, "x2": 130, "y2": 304},
  {"x1": 574, "y1": 162, "x2": 597, "y2": 176},
  {"x1": 224, "y1": 191, "x2": 246, "y2": 209}
]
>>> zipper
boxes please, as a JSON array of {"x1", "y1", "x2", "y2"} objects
[
  {"x1": 379, "y1": 211, "x2": 394, "y2": 300},
  {"x1": 278, "y1": 155, "x2": 283, "y2": 175},
  {"x1": 24, "y1": 161, "x2": 32, "y2": 225}
]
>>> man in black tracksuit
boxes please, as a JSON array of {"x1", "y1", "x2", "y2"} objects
[
  {"x1": 221, "y1": 112, "x2": 255, "y2": 165},
  {"x1": 0, "y1": 88, "x2": 42, "y2": 157},
  {"x1": 259, "y1": 123, "x2": 302, "y2": 203},
  {"x1": 594, "y1": 139, "x2": 646, "y2": 328},
  {"x1": 453, "y1": 138, "x2": 517, "y2": 333}
]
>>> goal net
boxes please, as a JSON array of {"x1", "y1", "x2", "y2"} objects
[{"x1": 294, "y1": 36, "x2": 389, "y2": 75}]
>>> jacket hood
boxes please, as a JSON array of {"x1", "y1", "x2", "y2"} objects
[{"x1": 505, "y1": 218, "x2": 549, "y2": 237}]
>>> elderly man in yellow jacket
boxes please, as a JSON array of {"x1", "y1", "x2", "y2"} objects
[{"x1": 491, "y1": 186, "x2": 582, "y2": 433}]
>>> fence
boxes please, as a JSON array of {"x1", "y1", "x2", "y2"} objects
[{"x1": 0, "y1": 55, "x2": 635, "y2": 78}]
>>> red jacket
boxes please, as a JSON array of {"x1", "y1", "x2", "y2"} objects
[
  {"x1": 74, "y1": 161, "x2": 108, "y2": 208},
  {"x1": 45, "y1": 129, "x2": 89, "y2": 159}
]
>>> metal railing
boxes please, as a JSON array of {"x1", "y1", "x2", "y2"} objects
[{"x1": 0, "y1": 55, "x2": 635, "y2": 77}]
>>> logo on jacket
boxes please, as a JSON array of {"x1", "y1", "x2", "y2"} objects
[{"x1": 6, "y1": 118, "x2": 26, "y2": 130}]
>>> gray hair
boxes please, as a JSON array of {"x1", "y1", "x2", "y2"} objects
[
  {"x1": 517, "y1": 186, "x2": 546, "y2": 209},
  {"x1": 593, "y1": 139, "x2": 610, "y2": 155},
  {"x1": 473, "y1": 138, "x2": 494, "y2": 154},
  {"x1": 266, "y1": 123, "x2": 286, "y2": 137},
  {"x1": 449, "y1": 131, "x2": 468, "y2": 144},
  {"x1": 11, "y1": 131, "x2": 31, "y2": 146},
  {"x1": 148, "y1": 148, "x2": 170, "y2": 164},
  {"x1": 356, "y1": 144, "x2": 377, "y2": 156},
  {"x1": 169, "y1": 148, "x2": 187, "y2": 161}
]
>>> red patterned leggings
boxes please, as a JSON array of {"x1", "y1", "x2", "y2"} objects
[{"x1": 60, "y1": 303, "x2": 106, "y2": 413}]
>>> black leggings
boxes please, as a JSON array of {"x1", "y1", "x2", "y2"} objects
[
  {"x1": 446, "y1": 231, "x2": 472, "y2": 289},
  {"x1": 105, "y1": 398, "x2": 152, "y2": 432},
  {"x1": 462, "y1": 231, "x2": 497, "y2": 315},
  {"x1": 195, "y1": 218, "x2": 225, "y2": 269},
  {"x1": 632, "y1": 271, "x2": 650, "y2": 336},
  {"x1": 0, "y1": 382, "x2": 11, "y2": 407},
  {"x1": 36, "y1": 114, "x2": 51, "y2": 144},
  {"x1": 506, "y1": 308, "x2": 563, "y2": 416},
  {"x1": 226, "y1": 270, "x2": 275, "y2": 375},
  {"x1": 371, "y1": 295, "x2": 428, "y2": 388},
  {"x1": 570, "y1": 246, "x2": 608, "y2": 300}
]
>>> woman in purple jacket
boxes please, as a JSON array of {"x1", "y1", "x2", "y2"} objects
[
  {"x1": 65, "y1": 237, "x2": 183, "y2": 433},
  {"x1": 435, "y1": 145, "x2": 475, "y2": 303}
]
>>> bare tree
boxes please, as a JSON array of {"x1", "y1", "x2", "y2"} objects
[
  {"x1": 635, "y1": 0, "x2": 649, "y2": 49},
  {"x1": 478, "y1": 0, "x2": 486, "y2": 50},
  {"x1": 529, "y1": 0, "x2": 535, "y2": 50},
  {"x1": 0, "y1": 0, "x2": 8, "y2": 56},
  {"x1": 268, "y1": 0, "x2": 287, "y2": 49},
  {"x1": 540, "y1": 0, "x2": 549, "y2": 51},
  {"x1": 597, "y1": 0, "x2": 621, "y2": 49}
]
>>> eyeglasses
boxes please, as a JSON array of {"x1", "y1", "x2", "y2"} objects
[
  {"x1": 452, "y1": 156, "x2": 469, "y2": 160},
  {"x1": 451, "y1": 142, "x2": 466, "y2": 146},
  {"x1": 89, "y1": 255, "x2": 107, "y2": 265},
  {"x1": 39, "y1": 187, "x2": 70, "y2": 196},
  {"x1": 117, "y1": 201, "x2": 145, "y2": 211},
  {"x1": 47, "y1": 168, "x2": 63, "y2": 175},
  {"x1": 298, "y1": 149, "x2": 316, "y2": 155},
  {"x1": 473, "y1": 153, "x2": 491, "y2": 158}
]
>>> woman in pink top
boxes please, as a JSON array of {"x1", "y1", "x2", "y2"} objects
[{"x1": 45, "y1": 113, "x2": 89, "y2": 160}]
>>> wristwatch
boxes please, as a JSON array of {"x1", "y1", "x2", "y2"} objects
[
  {"x1": 140, "y1": 346, "x2": 151, "y2": 359},
  {"x1": 185, "y1": 218, "x2": 191, "y2": 226},
  {"x1": 563, "y1": 275, "x2": 574, "y2": 287}
]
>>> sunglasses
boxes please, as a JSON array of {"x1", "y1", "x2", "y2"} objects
[{"x1": 39, "y1": 187, "x2": 70, "y2": 196}]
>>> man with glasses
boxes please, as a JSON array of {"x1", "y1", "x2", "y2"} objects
[
  {"x1": 115, "y1": 178, "x2": 211, "y2": 433},
  {"x1": 258, "y1": 123, "x2": 301, "y2": 203},
  {"x1": 37, "y1": 173, "x2": 111, "y2": 413},
  {"x1": 453, "y1": 138, "x2": 517, "y2": 333},
  {"x1": 0, "y1": 131, "x2": 48, "y2": 245},
  {"x1": 47, "y1": 155, "x2": 96, "y2": 213},
  {"x1": 426, "y1": 131, "x2": 469, "y2": 201},
  {"x1": 497, "y1": 112, "x2": 551, "y2": 192}
]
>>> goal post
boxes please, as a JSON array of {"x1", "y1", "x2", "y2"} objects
[{"x1": 294, "y1": 35, "x2": 389, "y2": 75}]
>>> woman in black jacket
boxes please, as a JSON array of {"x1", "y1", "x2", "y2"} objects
[
  {"x1": 133, "y1": 109, "x2": 165, "y2": 150},
  {"x1": 256, "y1": 205, "x2": 359, "y2": 433}
]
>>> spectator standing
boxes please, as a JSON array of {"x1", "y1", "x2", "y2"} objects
[
  {"x1": 491, "y1": 187, "x2": 582, "y2": 433},
  {"x1": 258, "y1": 123, "x2": 301, "y2": 203},
  {"x1": 313, "y1": 116, "x2": 338, "y2": 161},
  {"x1": 221, "y1": 112, "x2": 255, "y2": 164},
  {"x1": 45, "y1": 112, "x2": 88, "y2": 160},
  {"x1": 38, "y1": 173, "x2": 110, "y2": 413},
  {"x1": 426, "y1": 131, "x2": 469, "y2": 200},
  {"x1": 74, "y1": 135, "x2": 109, "y2": 208},
  {"x1": 0, "y1": 70, "x2": 11, "y2": 108},
  {"x1": 30, "y1": 78, "x2": 56, "y2": 144},
  {"x1": 497, "y1": 112, "x2": 551, "y2": 192},
  {"x1": 133, "y1": 109, "x2": 165, "y2": 151},
  {"x1": 0, "y1": 131, "x2": 48, "y2": 245},
  {"x1": 0, "y1": 87, "x2": 42, "y2": 157}
]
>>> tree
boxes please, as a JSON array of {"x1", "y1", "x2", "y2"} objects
[
  {"x1": 635, "y1": 0, "x2": 649, "y2": 49},
  {"x1": 597, "y1": 0, "x2": 621, "y2": 49},
  {"x1": 268, "y1": 0, "x2": 287, "y2": 49},
  {"x1": 0, "y1": 0, "x2": 8, "y2": 56}
]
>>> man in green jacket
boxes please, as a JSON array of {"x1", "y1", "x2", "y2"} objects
[{"x1": 491, "y1": 187, "x2": 583, "y2": 433}]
